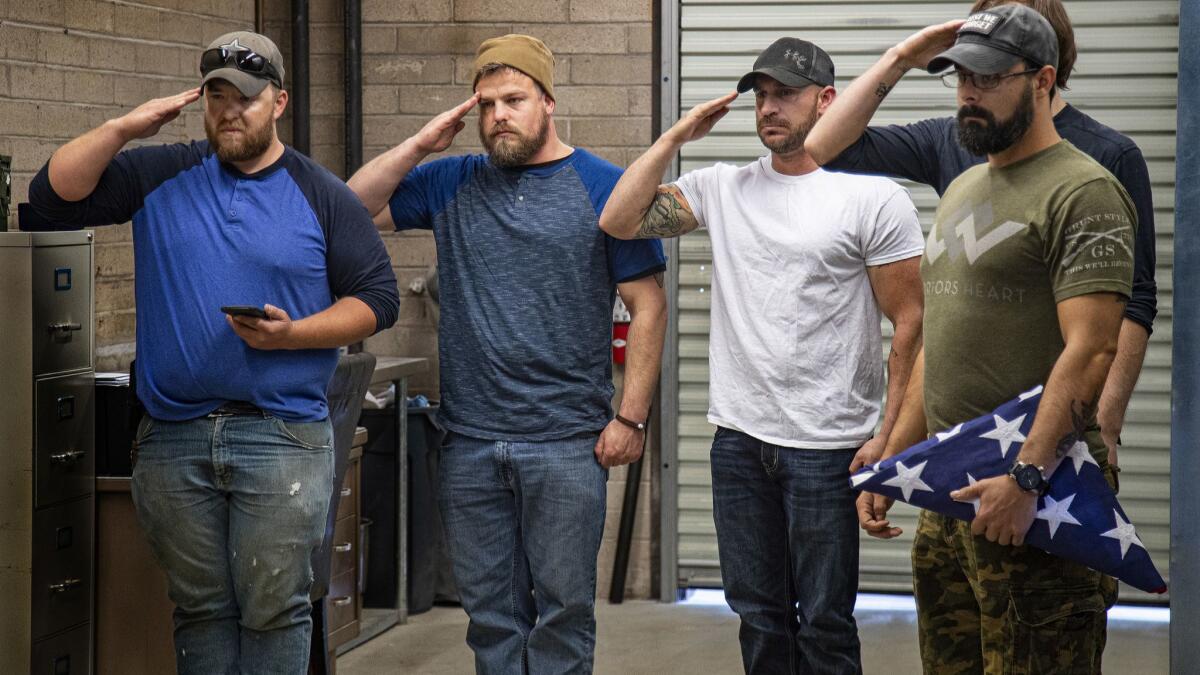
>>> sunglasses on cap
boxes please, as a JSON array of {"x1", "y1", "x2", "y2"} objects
[{"x1": 200, "y1": 47, "x2": 282, "y2": 87}]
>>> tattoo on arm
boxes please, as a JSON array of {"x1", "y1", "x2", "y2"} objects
[
  {"x1": 1055, "y1": 396, "x2": 1099, "y2": 459},
  {"x1": 653, "y1": 272, "x2": 665, "y2": 288},
  {"x1": 636, "y1": 186, "x2": 698, "y2": 239},
  {"x1": 874, "y1": 82, "x2": 893, "y2": 99}
]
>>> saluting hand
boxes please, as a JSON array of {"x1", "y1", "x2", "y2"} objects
[
  {"x1": 894, "y1": 20, "x2": 966, "y2": 71},
  {"x1": 664, "y1": 92, "x2": 739, "y2": 145},
  {"x1": 114, "y1": 88, "x2": 202, "y2": 141},
  {"x1": 413, "y1": 94, "x2": 481, "y2": 155}
]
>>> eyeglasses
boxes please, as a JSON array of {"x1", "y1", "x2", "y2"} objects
[
  {"x1": 940, "y1": 68, "x2": 1040, "y2": 90},
  {"x1": 200, "y1": 47, "x2": 282, "y2": 87}
]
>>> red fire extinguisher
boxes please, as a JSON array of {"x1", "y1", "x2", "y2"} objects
[{"x1": 612, "y1": 297, "x2": 631, "y2": 364}]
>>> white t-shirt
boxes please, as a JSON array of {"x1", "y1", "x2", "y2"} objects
[{"x1": 674, "y1": 157, "x2": 923, "y2": 448}]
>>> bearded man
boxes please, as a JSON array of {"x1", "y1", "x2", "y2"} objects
[
  {"x1": 347, "y1": 34, "x2": 666, "y2": 674},
  {"x1": 598, "y1": 38, "x2": 924, "y2": 674},
  {"x1": 813, "y1": 5, "x2": 1136, "y2": 671},
  {"x1": 29, "y1": 31, "x2": 399, "y2": 674}
]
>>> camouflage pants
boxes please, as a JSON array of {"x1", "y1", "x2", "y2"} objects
[{"x1": 911, "y1": 510, "x2": 1118, "y2": 674}]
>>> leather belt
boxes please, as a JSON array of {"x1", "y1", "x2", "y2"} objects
[{"x1": 207, "y1": 401, "x2": 265, "y2": 417}]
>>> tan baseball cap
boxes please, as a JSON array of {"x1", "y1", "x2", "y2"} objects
[
  {"x1": 473, "y1": 34, "x2": 555, "y2": 99},
  {"x1": 200, "y1": 31, "x2": 285, "y2": 97}
]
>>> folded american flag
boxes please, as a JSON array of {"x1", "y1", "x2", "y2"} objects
[{"x1": 850, "y1": 385, "x2": 1167, "y2": 594}]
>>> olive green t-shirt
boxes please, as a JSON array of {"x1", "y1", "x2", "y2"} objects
[{"x1": 921, "y1": 141, "x2": 1136, "y2": 439}]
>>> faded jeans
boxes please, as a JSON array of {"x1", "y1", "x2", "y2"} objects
[
  {"x1": 438, "y1": 431, "x2": 608, "y2": 675},
  {"x1": 131, "y1": 412, "x2": 333, "y2": 675}
]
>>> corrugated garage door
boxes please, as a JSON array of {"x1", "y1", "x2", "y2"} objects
[{"x1": 671, "y1": 0, "x2": 1177, "y2": 603}]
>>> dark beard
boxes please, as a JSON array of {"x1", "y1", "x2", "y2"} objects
[
  {"x1": 756, "y1": 105, "x2": 819, "y2": 155},
  {"x1": 957, "y1": 84, "x2": 1034, "y2": 156},
  {"x1": 205, "y1": 115, "x2": 276, "y2": 164},
  {"x1": 481, "y1": 112, "x2": 551, "y2": 168}
]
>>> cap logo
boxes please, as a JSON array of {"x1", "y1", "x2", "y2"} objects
[
  {"x1": 782, "y1": 48, "x2": 809, "y2": 70},
  {"x1": 960, "y1": 12, "x2": 1002, "y2": 36},
  {"x1": 220, "y1": 37, "x2": 248, "y2": 52}
]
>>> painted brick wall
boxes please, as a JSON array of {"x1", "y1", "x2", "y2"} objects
[{"x1": 1, "y1": 0, "x2": 255, "y2": 368}]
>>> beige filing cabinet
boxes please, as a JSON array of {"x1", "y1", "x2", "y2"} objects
[{"x1": 0, "y1": 230, "x2": 96, "y2": 674}]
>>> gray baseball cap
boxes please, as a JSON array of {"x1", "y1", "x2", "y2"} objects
[
  {"x1": 200, "y1": 31, "x2": 285, "y2": 97},
  {"x1": 927, "y1": 4, "x2": 1058, "y2": 76},
  {"x1": 736, "y1": 38, "x2": 835, "y2": 93}
]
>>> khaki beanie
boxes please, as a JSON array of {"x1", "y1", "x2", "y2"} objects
[{"x1": 473, "y1": 34, "x2": 555, "y2": 99}]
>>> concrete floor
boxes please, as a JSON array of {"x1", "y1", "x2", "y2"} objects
[{"x1": 338, "y1": 597, "x2": 1169, "y2": 674}]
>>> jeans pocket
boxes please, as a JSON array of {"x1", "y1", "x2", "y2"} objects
[
  {"x1": 131, "y1": 414, "x2": 155, "y2": 468},
  {"x1": 272, "y1": 418, "x2": 333, "y2": 451},
  {"x1": 1007, "y1": 586, "x2": 1106, "y2": 674},
  {"x1": 133, "y1": 414, "x2": 155, "y2": 446}
]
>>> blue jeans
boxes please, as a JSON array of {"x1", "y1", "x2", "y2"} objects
[
  {"x1": 131, "y1": 413, "x2": 334, "y2": 675},
  {"x1": 710, "y1": 427, "x2": 862, "y2": 675},
  {"x1": 438, "y1": 431, "x2": 608, "y2": 675}
]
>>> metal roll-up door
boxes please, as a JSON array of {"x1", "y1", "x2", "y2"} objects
[{"x1": 672, "y1": 0, "x2": 1176, "y2": 603}]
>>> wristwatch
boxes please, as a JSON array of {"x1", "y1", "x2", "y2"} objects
[
  {"x1": 614, "y1": 414, "x2": 647, "y2": 432},
  {"x1": 1008, "y1": 461, "x2": 1050, "y2": 495}
]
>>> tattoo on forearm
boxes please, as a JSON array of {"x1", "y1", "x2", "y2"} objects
[
  {"x1": 874, "y1": 82, "x2": 892, "y2": 99},
  {"x1": 1055, "y1": 396, "x2": 1099, "y2": 459},
  {"x1": 637, "y1": 188, "x2": 694, "y2": 239}
]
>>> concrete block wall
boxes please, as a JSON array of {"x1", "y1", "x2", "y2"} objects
[
  {"x1": 1, "y1": 0, "x2": 659, "y2": 600},
  {"x1": 0, "y1": 0, "x2": 255, "y2": 369}
]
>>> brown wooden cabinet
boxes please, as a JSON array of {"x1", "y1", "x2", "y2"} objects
[{"x1": 326, "y1": 444, "x2": 363, "y2": 654}]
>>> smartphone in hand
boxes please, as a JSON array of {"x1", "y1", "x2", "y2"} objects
[{"x1": 221, "y1": 305, "x2": 269, "y2": 319}]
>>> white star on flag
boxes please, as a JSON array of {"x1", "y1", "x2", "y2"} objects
[
  {"x1": 936, "y1": 423, "x2": 965, "y2": 443},
  {"x1": 1065, "y1": 441, "x2": 1100, "y2": 474},
  {"x1": 882, "y1": 460, "x2": 935, "y2": 501},
  {"x1": 1037, "y1": 493, "x2": 1082, "y2": 538},
  {"x1": 979, "y1": 413, "x2": 1026, "y2": 458},
  {"x1": 1101, "y1": 510, "x2": 1145, "y2": 559},
  {"x1": 953, "y1": 473, "x2": 981, "y2": 513}
]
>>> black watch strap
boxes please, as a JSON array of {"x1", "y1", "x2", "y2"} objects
[{"x1": 614, "y1": 414, "x2": 647, "y2": 431}]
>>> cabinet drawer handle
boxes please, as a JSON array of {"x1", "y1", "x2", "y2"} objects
[
  {"x1": 334, "y1": 542, "x2": 352, "y2": 553},
  {"x1": 331, "y1": 596, "x2": 353, "y2": 607},
  {"x1": 49, "y1": 578, "x2": 82, "y2": 593},
  {"x1": 49, "y1": 449, "x2": 86, "y2": 464},
  {"x1": 340, "y1": 487, "x2": 352, "y2": 497},
  {"x1": 47, "y1": 322, "x2": 82, "y2": 334}
]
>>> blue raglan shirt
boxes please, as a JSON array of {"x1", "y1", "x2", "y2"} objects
[
  {"x1": 29, "y1": 142, "x2": 399, "y2": 422},
  {"x1": 826, "y1": 104, "x2": 1157, "y2": 333},
  {"x1": 389, "y1": 149, "x2": 666, "y2": 441}
]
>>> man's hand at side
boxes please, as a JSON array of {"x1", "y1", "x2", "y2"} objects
[{"x1": 594, "y1": 419, "x2": 645, "y2": 468}]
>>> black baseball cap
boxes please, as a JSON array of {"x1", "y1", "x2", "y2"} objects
[
  {"x1": 927, "y1": 4, "x2": 1058, "y2": 76},
  {"x1": 736, "y1": 38, "x2": 835, "y2": 93}
]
